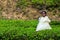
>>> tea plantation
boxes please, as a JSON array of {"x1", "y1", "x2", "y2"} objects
[{"x1": 0, "y1": 20, "x2": 60, "y2": 40}]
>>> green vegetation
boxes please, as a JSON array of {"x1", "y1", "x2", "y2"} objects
[
  {"x1": 17, "y1": 0, "x2": 60, "y2": 10},
  {"x1": 0, "y1": 20, "x2": 60, "y2": 40}
]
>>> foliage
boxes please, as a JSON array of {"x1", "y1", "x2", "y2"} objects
[
  {"x1": 16, "y1": 0, "x2": 60, "y2": 10},
  {"x1": 0, "y1": 20, "x2": 60, "y2": 40},
  {"x1": 16, "y1": 0, "x2": 31, "y2": 9}
]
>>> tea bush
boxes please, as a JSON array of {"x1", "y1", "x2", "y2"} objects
[{"x1": 0, "y1": 20, "x2": 60, "y2": 40}]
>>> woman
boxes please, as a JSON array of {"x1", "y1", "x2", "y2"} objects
[{"x1": 36, "y1": 11, "x2": 52, "y2": 31}]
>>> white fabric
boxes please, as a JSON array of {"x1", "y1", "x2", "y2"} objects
[{"x1": 36, "y1": 16, "x2": 52, "y2": 31}]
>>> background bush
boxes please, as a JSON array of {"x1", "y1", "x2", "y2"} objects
[{"x1": 17, "y1": 0, "x2": 60, "y2": 10}]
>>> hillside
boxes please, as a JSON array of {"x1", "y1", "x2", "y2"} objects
[{"x1": 0, "y1": 0, "x2": 60, "y2": 20}]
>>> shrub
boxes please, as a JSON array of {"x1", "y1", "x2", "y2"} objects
[
  {"x1": 16, "y1": 0, "x2": 60, "y2": 10},
  {"x1": 0, "y1": 20, "x2": 60, "y2": 40}
]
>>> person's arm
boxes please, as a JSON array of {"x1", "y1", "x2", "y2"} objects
[
  {"x1": 47, "y1": 17, "x2": 51, "y2": 23},
  {"x1": 38, "y1": 17, "x2": 41, "y2": 22},
  {"x1": 44, "y1": 17, "x2": 51, "y2": 23}
]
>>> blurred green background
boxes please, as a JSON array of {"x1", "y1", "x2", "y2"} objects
[{"x1": 0, "y1": 0, "x2": 60, "y2": 40}]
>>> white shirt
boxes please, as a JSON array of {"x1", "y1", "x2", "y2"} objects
[{"x1": 36, "y1": 16, "x2": 52, "y2": 31}]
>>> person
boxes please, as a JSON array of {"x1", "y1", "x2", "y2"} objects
[{"x1": 36, "y1": 11, "x2": 52, "y2": 31}]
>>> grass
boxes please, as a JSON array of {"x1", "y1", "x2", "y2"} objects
[{"x1": 0, "y1": 19, "x2": 60, "y2": 40}]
